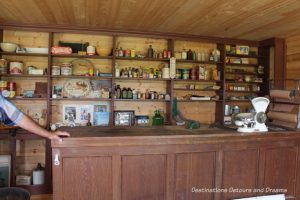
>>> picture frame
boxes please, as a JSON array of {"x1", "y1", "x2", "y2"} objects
[
  {"x1": 135, "y1": 115, "x2": 149, "y2": 126},
  {"x1": 52, "y1": 85, "x2": 63, "y2": 98},
  {"x1": 236, "y1": 45, "x2": 250, "y2": 55},
  {"x1": 114, "y1": 110, "x2": 135, "y2": 126}
]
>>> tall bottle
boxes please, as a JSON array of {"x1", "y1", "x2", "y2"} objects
[
  {"x1": 122, "y1": 87, "x2": 128, "y2": 99},
  {"x1": 116, "y1": 85, "x2": 121, "y2": 99},
  {"x1": 127, "y1": 87, "x2": 133, "y2": 99},
  {"x1": 181, "y1": 49, "x2": 187, "y2": 60},
  {"x1": 187, "y1": 49, "x2": 193, "y2": 60},
  {"x1": 148, "y1": 45, "x2": 154, "y2": 58}
]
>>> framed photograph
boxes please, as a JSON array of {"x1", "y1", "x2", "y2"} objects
[
  {"x1": 63, "y1": 105, "x2": 77, "y2": 124},
  {"x1": 0, "y1": 155, "x2": 11, "y2": 187},
  {"x1": 114, "y1": 110, "x2": 135, "y2": 126},
  {"x1": 93, "y1": 104, "x2": 109, "y2": 126},
  {"x1": 52, "y1": 85, "x2": 63, "y2": 98},
  {"x1": 135, "y1": 115, "x2": 149, "y2": 126},
  {"x1": 236, "y1": 45, "x2": 250, "y2": 55}
]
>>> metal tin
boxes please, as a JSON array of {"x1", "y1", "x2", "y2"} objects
[
  {"x1": 0, "y1": 59, "x2": 8, "y2": 74},
  {"x1": 181, "y1": 69, "x2": 190, "y2": 80},
  {"x1": 60, "y1": 63, "x2": 72, "y2": 75},
  {"x1": 10, "y1": 61, "x2": 23, "y2": 75},
  {"x1": 0, "y1": 80, "x2": 7, "y2": 88},
  {"x1": 51, "y1": 66, "x2": 61, "y2": 75}
]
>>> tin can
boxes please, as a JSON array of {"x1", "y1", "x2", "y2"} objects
[
  {"x1": 130, "y1": 49, "x2": 135, "y2": 58},
  {"x1": 181, "y1": 69, "x2": 190, "y2": 80},
  {"x1": 10, "y1": 61, "x2": 23, "y2": 75},
  {"x1": 0, "y1": 81, "x2": 7, "y2": 88},
  {"x1": 124, "y1": 49, "x2": 130, "y2": 57},
  {"x1": 51, "y1": 66, "x2": 60, "y2": 75},
  {"x1": 0, "y1": 59, "x2": 8, "y2": 74},
  {"x1": 87, "y1": 46, "x2": 96, "y2": 55},
  {"x1": 60, "y1": 63, "x2": 72, "y2": 76}
]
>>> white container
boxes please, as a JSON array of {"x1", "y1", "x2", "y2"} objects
[
  {"x1": 9, "y1": 61, "x2": 23, "y2": 74},
  {"x1": 87, "y1": 46, "x2": 96, "y2": 55},
  {"x1": 162, "y1": 64, "x2": 170, "y2": 79},
  {"x1": 33, "y1": 170, "x2": 45, "y2": 185},
  {"x1": 60, "y1": 63, "x2": 72, "y2": 75},
  {"x1": 52, "y1": 65, "x2": 61, "y2": 75}
]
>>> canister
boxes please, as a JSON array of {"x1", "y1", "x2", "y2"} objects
[
  {"x1": 32, "y1": 163, "x2": 45, "y2": 185},
  {"x1": 51, "y1": 65, "x2": 61, "y2": 75},
  {"x1": 181, "y1": 69, "x2": 190, "y2": 80},
  {"x1": 60, "y1": 63, "x2": 72, "y2": 75},
  {"x1": 87, "y1": 45, "x2": 96, "y2": 55},
  {"x1": 9, "y1": 61, "x2": 23, "y2": 75},
  {"x1": 162, "y1": 65, "x2": 170, "y2": 79},
  {"x1": 0, "y1": 59, "x2": 8, "y2": 74}
]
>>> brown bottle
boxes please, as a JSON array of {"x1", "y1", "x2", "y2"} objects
[{"x1": 187, "y1": 49, "x2": 193, "y2": 60}]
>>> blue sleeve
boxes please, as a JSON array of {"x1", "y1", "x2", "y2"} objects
[{"x1": 0, "y1": 95, "x2": 24, "y2": 126}]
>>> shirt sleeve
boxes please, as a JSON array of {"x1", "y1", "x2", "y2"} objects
[{"x1": 0, "y1": 95, "x2": 24, "y2": 126}]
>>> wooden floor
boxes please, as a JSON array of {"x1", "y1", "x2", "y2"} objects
[{"x1": 31, "y1": 194, "x2": 52, "y2": 200}]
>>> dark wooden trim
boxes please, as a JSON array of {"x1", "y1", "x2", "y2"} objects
[{"x1": 0, "y1": 23, "x2": 259, "y2": 46}]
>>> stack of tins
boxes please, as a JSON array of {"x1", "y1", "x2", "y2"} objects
[{"x1": 0, "y1": 81, "x2": 16, "y2": 98}]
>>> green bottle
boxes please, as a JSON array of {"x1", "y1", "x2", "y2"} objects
[{"x1": 152, "y1": 110, "x2": 164, "y2": 126}]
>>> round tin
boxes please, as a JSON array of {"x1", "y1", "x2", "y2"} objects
[
  {"x1": 9, "y1": 61, "x2": 23, "y2": 75},
  {"x1": 52, "y1": 66, "x2": 61, "y2": 75},
  {"x1": 60, "y1": 63, "x2": 72, "y2": 76}
]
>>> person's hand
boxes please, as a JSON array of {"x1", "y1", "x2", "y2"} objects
[{"x1": 48, "y1": 131, "x2": 70, "y2": 141}]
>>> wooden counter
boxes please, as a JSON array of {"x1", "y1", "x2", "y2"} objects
[{"x1": 51, "y1": 126, "x2": 300, "y2": 200}]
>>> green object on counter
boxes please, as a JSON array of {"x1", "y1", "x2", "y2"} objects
[{"x1": 152, "y1": 110, "x2": 164, "y2": 126}]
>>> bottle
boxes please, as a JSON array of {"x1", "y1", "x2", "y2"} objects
[
  {"x1": 86, "y1": 113, "x2": 92, "y2": 126},
  {"x1": 122, "y1": 87, "x2": 127, "y2": 99},
  {"x1": 130, "y1": 49, "x2": 135, "y2": 58},
  {"x1": 116, "y1": 85, "x2": 121, "y2": 99},
  {"x1": 181, "y1": 49, "x2": 187, "y2": 60},
  {"x1": 128, "y1": 67, "x2": 132, "y2": 78},
  {"x1": 148, "y1": 45, "x2": 154, "y2": 58},
  {"x1": 187, "y1": 49, "x2": 193, "y2": 60},
  {"x1": 127, "y1": 87, "x2": 133, "y2": 99},
  {"x1": 132, "y1": 89, "x2": 137, "y2": 99},
  {"x1": 89, "y1": 66, "x2": 94, "y2": 76},
  {"x1": 163, "y1": 49, "x2": 168, "y2": 58},
  {"x1": 115, "y1": 48, "x2": 119, "y2": 57},
  {"x1": 192, "y1": 51, "x2": 196, "y2": 61},
  {"x1": 119, "y1": 47, "x2": 124, "y2": 57}
]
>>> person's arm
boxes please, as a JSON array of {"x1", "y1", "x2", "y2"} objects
[{"x1": 17, "y1": 115, "x2": 70, "y2": 141}]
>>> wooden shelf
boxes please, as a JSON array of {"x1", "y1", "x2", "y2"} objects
[
  {"x1": 50, "y1": 75, "x2": 112, "y2": 79},
  {"x1": 173, "y1": 79, "x2": 221, "y2": 83},
  {"x1": 114, "y1": 99, "x2": 169, "y2": 102},
  {"x1": 226, "y1": 72, "x2": 261, "y2": 76},
  {"x1": 225, "y1": 99, "x2": 251, "y2": 102},
  {"x1": 226, "y1": 90, "x2": 261, "y2": 93},
  {"x1": 11, "y1": 97, "x2": 48, "y2": 100},
  {"x1": 225, "y1": 80, "x2": 264, "y2": 84},
  {"x1": 51, "y1": 54, "x2": 112, "y2": 59},
  {"x1": 176, "y1": 59, "x2": 222, "y2": 65},
  {"x1": 0, "y1": 74, "x2": 47, "y2": 78},
  {"x1": 115, "y1": 77, "x2": 171, "y2": 81},
  {"x1": 50, "y1": 98, "x2": 112, "y2": 101},
  {"x1": 116, "y1": 57, "x2": 169, "y2": 62},
  {"x1": 0, "y1": 51, "x2": 48, "y2": 57},
  {"x1": 225, "y1": 63, "x2": 258, "y2": 67},
  {"x1": 177, "y1": 99, "x2": 222, "y2": 102},
  {"x1": 16, "y1": 184, "x2": 50, "y2": 195},
  {"x1": 173, "y1": 88, "x2": 220, "y2": 92},
  {"x1": 226, "y1": 53, "x2": 264, "y2": 58}
]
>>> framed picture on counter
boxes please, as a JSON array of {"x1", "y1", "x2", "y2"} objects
[
  {"x1": 52, "y1": 85, "x2": 63, "y2": 98},
  {"x1": 114, "y1": 110, "x2": 135, "y2": 126}
]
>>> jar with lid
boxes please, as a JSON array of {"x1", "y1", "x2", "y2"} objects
[{"x1": 132, "y1": 89, "x2": 137, "y2": 99}]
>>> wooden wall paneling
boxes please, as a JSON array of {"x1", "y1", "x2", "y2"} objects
[
  {"x1": 262, "y1": 147, "x2": 298, "y2": 197},
  {"x1": 214, "y1": 151, "x2": 223, "y2": 200},
  {"x1": 116, "y1": 36, "x2": 168, "y2": 55},
  {"x1": 112, "y1": 155, "x2": 121, "y2": 200},
  {"x1": 174, "y1": 40, "x2": 216, "y2": 54},
  {"x1": 286, "y1": 34, "x2": 300, "y2": 89},
  {"x1": 3, "y1": 30, "x2": 49, "y2": 48},
  {"x1": 296, "y1": 146, "x2": 300, "y2": 198},
  {"x1": 221, "y1": 149, "x2": 259, "y2": 199},
  {"x1": 15, "y1": 139, "x2": 46, "y2": 175},
  {"x1": 174, "y1": 152, "x2": 215, "y2": 200},
  {"x1": 0, "y1": 140, "x2": 10, "y2": 154},
  {"x1": 53, "y1": 33, "x2": 113, "y2": 49},
  {"x1": 121, "y1": 154, "x2": 167, "y2": 200},
  {"x1": 166, "y1": 153, "x2": 175, "y2": 200},
  {"x1": 62, "y1": 156, "x2": 113, "y2": 200}
]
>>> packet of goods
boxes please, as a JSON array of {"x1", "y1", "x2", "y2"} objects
[{"x1": 51, "y1": 46, "x2": 72, "y2": 55}]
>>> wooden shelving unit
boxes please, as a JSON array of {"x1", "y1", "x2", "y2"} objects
[{"x1": 0, "y1": 27, "x2": 273, "y2": 195}]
